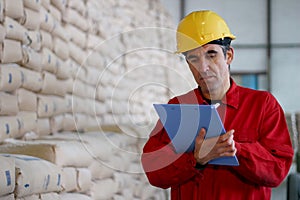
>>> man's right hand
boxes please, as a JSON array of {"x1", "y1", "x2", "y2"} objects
[{"x1": 194, "y1": 128, "x2": 237, "y2": 165}]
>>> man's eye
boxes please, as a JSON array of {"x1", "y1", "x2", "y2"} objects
[
  {"x1": 207, "y1": 53, "x2": 216, "y2": 58},
  {"x1": 187, "y1": 57, "x2": 198, "y2": 64},
  {"x1": 189, "y1": 59, "x2": 197, "y2": 63}
]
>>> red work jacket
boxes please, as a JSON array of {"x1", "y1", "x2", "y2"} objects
[{"x1": 142, "y1": 80, "x2": 294, "y2": 200}]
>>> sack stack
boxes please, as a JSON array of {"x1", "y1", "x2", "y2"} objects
[
  {"x1": 0, "y1": 0, "x2": 192, "y2": 140},
  {"x1": 0, "y1": 0, "x2": 193, "y2": 199},
  {"x1": 0, "y1": 131, "x2": 168, "y2": 199}
]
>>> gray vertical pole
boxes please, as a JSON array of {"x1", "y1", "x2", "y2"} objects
[
  {"x1": 180, "y1": 0, "x2": 185, "y2": 20},
  {"x1": 267, "y1": 0, "x2": 272, "y2": 91}
]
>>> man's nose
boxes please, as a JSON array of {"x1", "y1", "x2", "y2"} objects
[{"x1": 194, "y1": 59, "x2": 209, "y2": 73}]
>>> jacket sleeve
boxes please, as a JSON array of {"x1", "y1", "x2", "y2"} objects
[
  {"x1": 141, "y1": 119, "x2": 203, "y2": 189},
  {"x1": 234, "y1": 94, "x2": 294, "y2": 187}
]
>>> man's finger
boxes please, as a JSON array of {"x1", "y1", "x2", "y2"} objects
[
  {"x1": 219, "y1": 129, "x2": 235, "y2": 142},
  {"x1": 194, "y1": 128, "x2": 206, "y2": 153},
  {"x1": 195, "y1": 128, "x2": 206, "y2": 143}
]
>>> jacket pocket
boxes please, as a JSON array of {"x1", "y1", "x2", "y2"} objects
[{"x1": 234, "y1": 128, "x2": 258, "y2": 143}]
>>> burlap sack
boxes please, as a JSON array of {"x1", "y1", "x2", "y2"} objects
[
  {"x1": 16, "y1": 194, "x2": 39, "y2": 200},
  {"x1": 38, "y1": 140, "x2": 94, "y2": 167},
  {"x1": 19, "y1": 67, "x2": 43, "y2": 92},
  {"x1": 76, "y1": 168, "x2": 92, "y2": 193},
  {"x1": 63, "y1": 8, "x2": 88, "y2": 32},
  {"x1": 86, "y1": 34, "x2": 103, "y2": 50},
  {"x1": 41, "y1": 48, "x2": 58, "y2": 73},
  {"x1": 1, "y1": 39, "x2": 23, "y2": 63},
  {"x1": 61, "y1": 167, "x2": 77, "y2": 192},
  {"x1": 40, "y1": 7, "x2": 55, "y2": 32},
  {"x1": 96, "y1": 86, "x2": 106, "y2": 102},
  {"x1": 17, "y1": 111, "x2": 37, "y2": 137},
  {"x1": 94, "y1": 101, "x2": 106, "y2": 115},
  {"x1": 73, "y1": 114, "x2": 89, "y2": 131},
  {"x1": 80, "y1": 132, "x2": 121, "y2": 162},
  {"x1": 40, "y1": 31, "x2": 53, "y2": 50},
  {"x1": 71, "y1": 84, "x2": 83, "y2": 100},
  {"x1": 53, "y1": 96, "x2": 71, "y2": 115},
  {"x1": 39, "y1": 192, "x2": 61, "y2": 200},
  {"x1": 49, "y1": 5, "x2": 62, "y2": 22},
  {"x1": 0, "y1": 116, "x2": 20, "y2": 141},
  {"x1": 84, "y1": 66, "x2": 101, "y2": 86},
  {"x1": 55, "y1": 60, "x2": 72, "y2": 80},
  {"x1": 4, "y1": 17, "x2": 27, "y2": 42},
  {"x1": 25, "y1": 31, "x2": 42, "y2": 51},
  {"x1": 23, "y1": 0, "x2": 41, "y2": 11},
  {"x1": 47, "y1": 131, "x2": 122, "y2": 163},
  {"x1": 4, "y1": 0, "x2": 24, "y2": 19},
  {"x1": 137, "y1": 183, "x2": 164, "y2": 200},
  {"x1": 41, "y1": 0, "x2": 50, "y2": 10},
  {"x1": 0, "y1": 155, "x2": 15, "y2": 197},
  {"x1": 41, "y1": 72, "x2": 66, "y2": 97},
  {"x1": 0, "y1": 64, "x2": 23, "y2": 92},
  {"x1": 88, "y1": 160, "x2": 114, "y2": 180},
  {"x1": 35, "y1": 118, "x2": 51, "y2": 136},
  {"x1": 0, "y1": 24, "x2": 5, "y2": 42},
  {"x1": 0, "y1": 0, "x2": 4, "y2": 22},
  {"x1": 65, "y1": 59, "x2": 80, "y2": 79},
  {"x1": 52, "y1": 22, "x2": 69, "y2": 42},
  {"x1": 2, "y1": 154, "x2": 62, "y2": 198},
  {"x1": 114, "y1": 172, "x2": 136, "y2": 193},
  {"x1": 37, "y1": 95, "x2": 55, "y2": 117},
  {"x1": 62, "y1": 114, "x2": 76, "y2": 131},
  {"x1": 86, "y1": 51, "x2": 105, "y2": 70},
  {"x1": 20, "y1": 8, "x2": 40, "y2": 30},
  {"x1": 0, "y1": 92, "x2": 19, "y2": 115},
  {"x1": 16, "y1": 88, "x2": 37, "y2": 112},
  {"x1": 65, "y1": 24, "x2": 86, "y2": 49},
  {"x1": 21, "y1": 46, "x2": 42, "y2": 72},
  {"x1": 59, "y1": 193, "x2": 92, "y2": 200},
  {"x1": 51, "y1": 0, "x2": 67, "y2": 12},
  {"x1": 72, "y1": 80, "x2": 88, "y2": 98},
  {"x1": 68, "y1": 42, "x2": 86, "y2": 65},
  {"x1": 90, "y1": 179, "x2": 118, "y2": 200},
  {"x1": 67, "y1": 0, "x2": 85, "y2": 15},
  {"x1": 50, "y1": 115, "x2": 64, "y2": 133},
  {"x1": 53, "y1": 37, "x2": 69, "y2": 61},
  {"x1": 0, "y1": 193, "x2": 15, "y2": 200},
  {"x1": 73, "y1": 97, "x2": 92, "y2": 115}
]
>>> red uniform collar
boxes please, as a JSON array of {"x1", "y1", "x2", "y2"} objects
[{"x1": 196, "y1": 78, "x2": 239, "y2": 109}]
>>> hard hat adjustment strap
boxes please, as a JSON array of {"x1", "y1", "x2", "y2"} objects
[{"x1": 207, "y1": 37, "x2": 232, "y2": 46}]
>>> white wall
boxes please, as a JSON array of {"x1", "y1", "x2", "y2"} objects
[
  {"x1": 160, "y1": 0, "x2": 300, "y2": 112},
  {"x1": 271, "y1": 0, "x2": 300, "y2": 112}
]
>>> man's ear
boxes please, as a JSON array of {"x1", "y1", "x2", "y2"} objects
[{"x1": 226, "y1": 47, "x2": 234, "y2": 65}]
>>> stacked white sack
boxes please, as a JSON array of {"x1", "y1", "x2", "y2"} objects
[
  {"x1": 0, "y1": 154, "x2": 62, "y2": 199},
  {"x1": 0, "y1": 155, "x2": 15, "y2": 198},
  {"x1": 0, "y1": 0, "x2": 190, "y2": 199}
]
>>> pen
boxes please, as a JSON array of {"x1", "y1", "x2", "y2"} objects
[{"x1": 214, "y1": 103, "x2": 220, "y2": 108}]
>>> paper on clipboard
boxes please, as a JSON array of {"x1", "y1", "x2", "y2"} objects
[{"x1": 153, "y1": 104, "x2": 239, "y2": 166}]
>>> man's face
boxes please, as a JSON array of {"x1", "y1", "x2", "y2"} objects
[{"x1": 185, "y1": 44, "x2": 234, "y2": 98}]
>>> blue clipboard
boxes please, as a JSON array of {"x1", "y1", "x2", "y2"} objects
[{"x1": 153, "y1": 104, "x2": 239, "y2": 166}]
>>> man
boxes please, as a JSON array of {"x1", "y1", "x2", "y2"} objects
[{"x1": 141, "y1": 10, "x2": 294, "y2": 200}]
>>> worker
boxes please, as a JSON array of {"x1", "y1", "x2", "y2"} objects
[{"x1": 141, "y1": 10, "x2": 294, "y2": 200}]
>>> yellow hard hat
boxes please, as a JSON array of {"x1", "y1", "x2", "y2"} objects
[{"x1": 176, "y1": 10, "x2": 236, "y2": 53}]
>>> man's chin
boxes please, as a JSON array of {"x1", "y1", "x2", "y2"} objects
[{"x1": 198, "y1": 82, "x2": 217, "y2": 94}]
